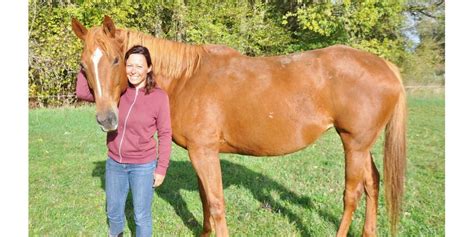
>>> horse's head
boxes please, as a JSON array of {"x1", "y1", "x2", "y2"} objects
[{"x1": 72, "y1": 16, "x2": 128, "y2": 132}]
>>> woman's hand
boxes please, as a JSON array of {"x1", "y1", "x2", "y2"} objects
[{"x1": 153, "y1": 173, "x2": 165, "y2": 188}]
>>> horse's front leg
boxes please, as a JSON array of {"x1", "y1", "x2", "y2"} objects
[
  {"x1": 196, "y1": 175, "x2": 213, "y2": 236},
  {"x1": 188, "y1": 143, "x2": 228, "y2": 237}
]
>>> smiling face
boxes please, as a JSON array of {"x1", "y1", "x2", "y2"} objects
[{"x1": 126, "y1": 53, "x2": 151, "y2": 88}]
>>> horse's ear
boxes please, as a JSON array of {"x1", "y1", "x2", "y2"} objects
[
  {"x1": 102, "y1": 15, "x2": 116, "y2": 38},
  {"x1": 71, "y1": 18, "x2": 88, "y2": 41}
]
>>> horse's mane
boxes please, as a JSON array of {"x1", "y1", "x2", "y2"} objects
[{"x1": 121, "y1": 29, "x2": 204, "y2": 81}]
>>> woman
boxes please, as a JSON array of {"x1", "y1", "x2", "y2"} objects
[{"x1": 76, "y1": 45, "x2": 172, "y2": 237}]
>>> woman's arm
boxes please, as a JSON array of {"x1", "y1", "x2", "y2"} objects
[{"x1": 75, "y1": 69, "x2": 95, "y2": 102}]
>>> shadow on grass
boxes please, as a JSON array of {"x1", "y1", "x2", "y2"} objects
[{"x1": 92, "y1": 159, "x2": 341, "y2": 236}]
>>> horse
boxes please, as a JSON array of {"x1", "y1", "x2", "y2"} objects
[{"x1": 72, "y1": 16, "x2": 406, "y2": 237}]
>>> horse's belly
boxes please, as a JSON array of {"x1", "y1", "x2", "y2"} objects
[{"x1": 221, "y1": 117, "x2": 332, "y2": 156}]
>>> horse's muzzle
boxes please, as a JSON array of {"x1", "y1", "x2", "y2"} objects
[{"x1": 96, "y1": 111, "x2": 118, "y2": 132}]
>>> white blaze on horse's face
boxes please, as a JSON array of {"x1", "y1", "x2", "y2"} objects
[{"x1": 91, "y1": 47, "x2": 104, "y2": 98}]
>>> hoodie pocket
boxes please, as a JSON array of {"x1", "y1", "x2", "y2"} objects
[{"x1": 121, "y1": 133, "x2": 143, "y2": 157}]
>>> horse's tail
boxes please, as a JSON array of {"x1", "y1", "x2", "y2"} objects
[{"x1": 383, "y1": 61, "x2": 407, "y2": 236}]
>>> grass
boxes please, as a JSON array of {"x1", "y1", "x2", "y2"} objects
[{"x1": 29, "y1": 93, "x2": 445, "y2": 236}]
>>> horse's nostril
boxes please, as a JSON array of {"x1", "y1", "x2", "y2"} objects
[
  {"x1": 107, "y1": 113, "x2": 117, "y2": 124},
  {"x1": 97, "y1": 114, "x2": 110, "y2": 124}
]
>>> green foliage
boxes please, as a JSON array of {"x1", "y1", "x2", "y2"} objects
[
  {"x1": 283, "y1": 1, "x2": 407, "y2": 63},
  {"x1": 401, "y1": 37, "x2": 444, "y2": 85},
  {"x1": 351, "y1": 38, "x2": 406, "y2": 63},
  {"x1": 284, "y1": 3, "x2": 339, "y2": 37},
  {"x1": 403, "y1": 0, "x2": 445, "y2": 85},
  {"x1": 183, "y1": 2, "x2": 292, "y2": 56},
  {"x1": 28, "y1": 1, "x2": 444, "y2": 107},
  {"x1": 29, "y1": 2, "x2": 83, "y2": 106}
]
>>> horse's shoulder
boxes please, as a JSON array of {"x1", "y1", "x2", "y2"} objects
[{"x1": 203, "y1": 44, "x2": 241, "y2": 56}]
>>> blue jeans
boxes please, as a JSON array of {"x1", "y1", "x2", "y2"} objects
[{"x1": 106, "y1": 157, "x2": 156, "y2": 237}]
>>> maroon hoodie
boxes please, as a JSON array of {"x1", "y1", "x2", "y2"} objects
[{"x1": 76, "y1": 70, "x2": 172, "y2": 175}]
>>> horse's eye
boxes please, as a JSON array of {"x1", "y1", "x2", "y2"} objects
[{"x1": 112, "y1": 57, "x2": 119, "y2": 65}]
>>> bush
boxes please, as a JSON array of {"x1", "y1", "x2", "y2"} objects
[
  {"x1": 401, "y1": 37, "x2": 444, "y2": 86},
  {"x1": 29, "y1": 3, "x2": 82, "y2": 107}
]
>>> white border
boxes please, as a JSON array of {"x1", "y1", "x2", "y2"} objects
[
  {"x1": 2, "y1": 1, "x2": 469, "y2": 235},
  {"x1": 446, "y1": 1, "x2": 474, "y2": 236},
  {"x1": 0, "y1": 1, "x2": 28, "y2": 235}
]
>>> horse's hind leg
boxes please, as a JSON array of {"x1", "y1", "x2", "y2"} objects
[
  {"x1": 336, "y1": 131, "x2": 380, "y2": 237},
  {"x1": 188, "y1": 144, "x2": 229, "y2": 237},
  {"x1": 359, "y1": 152, "x2": 380, "y2": 237}
]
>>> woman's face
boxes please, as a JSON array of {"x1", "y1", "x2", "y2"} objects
[{"x1": 126, "y1": 53, "x2": 151, "y2": 88}]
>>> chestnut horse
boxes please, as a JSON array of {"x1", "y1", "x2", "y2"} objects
[{"x1": 72, "y1": 16, "x2": 406, "y2": 236}]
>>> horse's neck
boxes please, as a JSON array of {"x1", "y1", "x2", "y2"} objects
[{"x1": 120, "y1": 29, "x2": 203, "y2": 94}]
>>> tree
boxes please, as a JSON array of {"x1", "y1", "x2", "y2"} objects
[
  {"x1": 282, "y1": 1, "x2": 407, "y2": 63},
  {"x1": 402, "y1": 0, "x2": 445, "y2": 84}
]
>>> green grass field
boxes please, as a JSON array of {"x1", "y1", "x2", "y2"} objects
[{"x1": 29, "y1": 94, "x2": 444, "y2": 236}]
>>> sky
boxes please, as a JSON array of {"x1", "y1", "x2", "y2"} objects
[{"x1": 402, "y1": 12, "x2": 421, "y2": 50}]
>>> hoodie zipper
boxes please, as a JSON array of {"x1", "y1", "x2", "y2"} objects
[{"x1": 118, "y1": 87, "x2": 139, "y2": 162}]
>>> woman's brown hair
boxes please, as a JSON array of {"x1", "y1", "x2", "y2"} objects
[{"x1": 125, "y1": 45, "x2": 156, "y2": 94}]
